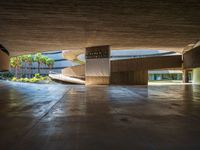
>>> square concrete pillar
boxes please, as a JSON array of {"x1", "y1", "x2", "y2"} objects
[
  {"x1": 193, "y1": 68, "x2": 200, "y2": 84},
  {"x1": 182, "y1": 70, "x2": 189, "y2": 83},
  {"x1": 85, "y1": 45, "x2": 110, "y2": 85}
]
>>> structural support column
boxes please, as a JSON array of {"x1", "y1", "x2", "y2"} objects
[
  {"x1": 85, "y1": 45, "x2": 110, "y2": 85},
  {"x1": 183, "y1": 44, "x2": 200, "y2": 84},
  {"x1": 193, "y1": 68, "x2": 200, "y2": 84},
  {"x1": 182, "y1": 70, "x2": 189, "y2": 83},
  {"x1": 0, "y1": 44, "x2": 9, "y2": 72}
]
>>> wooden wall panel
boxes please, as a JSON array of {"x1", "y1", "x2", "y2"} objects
[
  {"x1": 111, "y1": 55, "x2": 182, "y2": 72},
  {"x1": 110, "y1": 70, "x2": 148, "y2": 85},
  {"x1": 183, "y1": 45, "x2": 200, "y2": 69}
]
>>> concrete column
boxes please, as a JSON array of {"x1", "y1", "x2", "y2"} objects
[
  {"x1": 193, "y1": 68, "x2": 200, "y2": 84},
  {"x1": 0, "y1": 45, "x2": 9, "y2": 72},
  {"x1": 85, "y1": 45, "x2": 110, "y2": 85},
  {"x1": 182, "y1": 70, "x2": 189, "y2": 83}
]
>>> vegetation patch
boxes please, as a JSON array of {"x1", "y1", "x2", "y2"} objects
[
  {"x1": 10, "y1": 53, "x2": 55, "y2": 78},
  {"x1": 11, "y1": 73, "x2": 51, "y2": 83}
]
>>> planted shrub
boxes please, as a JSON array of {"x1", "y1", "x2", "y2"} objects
[
  {"x1": 10, "y1": 75, "x2": 50, "y2": 83},
  {"x1": 34, "y1": 73, "x2": 41, "y2": 79}
]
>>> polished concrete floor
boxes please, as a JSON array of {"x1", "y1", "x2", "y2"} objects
[{"x1": 1, "y1": 81, "x2": 200, "y2": 150}]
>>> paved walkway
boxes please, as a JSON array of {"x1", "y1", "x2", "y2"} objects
[{"x1": 0, "y1": 81, "x2": 200, "y2": 149}]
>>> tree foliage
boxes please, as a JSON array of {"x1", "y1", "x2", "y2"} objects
[{"x1": 10, "y1": 52, "x2": 55, "y2": 78}]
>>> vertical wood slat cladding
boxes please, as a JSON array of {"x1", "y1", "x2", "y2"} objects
[
  {"x1": 111, "y1": 55, "x2": 182, "y2": 72},
  {"x1": 183, "y1": 46, "x2": 200, "y2": 69},
  {"x1": 110, "y1": 55, "x2": 182, "y2": 85},
  {"x1": 110, "y1": 71, "x2": 148, "y2": 85}
]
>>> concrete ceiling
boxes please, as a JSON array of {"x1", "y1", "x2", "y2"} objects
[{"x1": 0, "y1": 0, "x2": 200, "y2": 55}]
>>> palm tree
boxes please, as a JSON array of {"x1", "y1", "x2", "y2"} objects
[
  {"x1": 46, "y1": 58, "x2": 55, "y2": 74},
  {"x1": 44, "y1": 56, "x2": 50, "y2": 75},
  {"x1": 21, "y1": 55, "x2": 29, "y2": 77},
  {"x1": 16, "y1": 56, "x2": 22, "y2": 78},
  {"x1": 10, "y1": 57, "x2": 18, "y2": 77},
  {"x1": 34, "y1": 53, "x2": 42, "y2": 74},
  {"x1": 27, "y1": 55, "x2": 33, "y2": 78},
  {"x1": 10, "y1": 56, "x2": 22, "y2": 78},
  {"x1": 40, "y1": 56, "x2": 48, "y2": 75}
]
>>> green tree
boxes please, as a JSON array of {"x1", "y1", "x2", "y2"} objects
[
  {"x1": 10, "y1": 57, "x2": 18, "y2": 77},
  {"x1": 34, "y1": 53, "x2": 43, "y2": 74},
  {"x1": 10, "y1": 56, "x2": 22, "y2": 78},
  {"x1": 17, "y1": 56, "x2": 22, "y2": 78},
  {"x1": 46, "y1": 58, "x2": 55, "y2": 74},
  {"x1": 21, "y1": 55, "x2": 29, "y2": 77},
  {"x1": 40, "y1": 55, "x2": 48, "y2": 75},
  {"x1": 27, "y1": 55, "x2": 33, "y2": 78}
]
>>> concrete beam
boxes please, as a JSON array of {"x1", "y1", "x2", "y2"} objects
[{"x1": 1, "y1": 0, "x2": 200, "y2": 54}]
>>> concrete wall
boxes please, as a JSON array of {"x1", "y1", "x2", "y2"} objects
[
  {"x1": 0, "y1": 50, "x2": 9, "y2": 71},
  {"x1": 193, "y1": 68, "x2": 200, "y2": 84},
  {"x1": 62, "y1": 65, "x2": 85, "y2": 78}
]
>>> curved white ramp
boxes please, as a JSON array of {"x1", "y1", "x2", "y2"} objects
[{"x1": 49, "y1": 74, "x2": 85, "y2": 84}]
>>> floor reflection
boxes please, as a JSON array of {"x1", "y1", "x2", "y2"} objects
[{"x1": 0, "y1": 81, "x2": 200, "y2": 149}]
